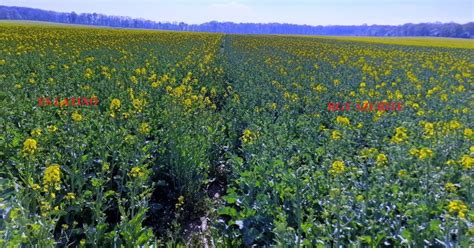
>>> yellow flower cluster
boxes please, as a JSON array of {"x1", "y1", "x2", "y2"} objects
[
  {"x1": 132, "y1": 98, "x2": 146, "y2": 113},
  {"x1": 391, "y1": 127, "x2": 408, "y2": 143},
  {"x1": 31, "y1": 128, "x2": 42, "y2": 136},
  {"x1": 22, "y1": 138, "x2": 38, "y2": 154},
  {"x1": 447, "y1": 200, "x2": 468, "y2": 219},
  {"x1": 360, "y1": 147, "x2": 378, "y2": 159},
  {"x1": 109, "y1": 98, "x2": 122, "y2": 118},
  {"x1": 398, "y1": 169, "x2": 408, "y2": 178},
  {"x1": 329, "y1": 160, "x2": 346, "y2": 175},
  {"x1": 72, "y1": 111, "x2": 83, "y2": 122},
  {"x1": 31, "y1": 183, "x2": 41, "y2": 190},
  {"x1": 409, "y1": 147, "x2": 434, "y2": 160},
  {"x1": 459, "y1": 154, "x2": 472, "y2": 169},
  {"x1": 183, "y1": 98, "x2": 192, "y2": 108},
  {"x1": 175, "y1": 195, "x2": 185, "y2": 209},
  {"x1": 375, "y1": 153, "x2": 388, "y2": 166},
  {"x1": 139, "y1": 122, "x2": 150, "y2": 135},
  {"x1": 129, "y1": 166, "x2": 145, "y2": 178},
  {"x1": 359, "y1": 148, "x2": 389, "y2": 166},
  {"x1": 65, "y1": 192, "x2": 76, "y2": 200},
  {"x1": 47, "y1": 125, "x2": 58, "y2": 133},
  {"x1": 43, "y1": 164, "x2": 61, "y2": 191},
  {"x1": 331, "y1": 130, "x2": 342, "y2": 140},
  {"x1": 84, "y1": 68, "x2": 93, "y2": 79},
  {"x1": 110, "y1": 98, "x2": 121, "y2": 111},
  {"x1": 464, "y1": 128, "x2": 473, "y2": 138},
  {"x1": 421, "y1": 121, "x2": 435, "y2": 137},
  {"x1": 444, "y1": 182, "x2": 457, "y2": 192},
  {"x1": 335, "y1": 116, "x2": 350, "y2": 126},
  {"x1": 242, "y1": 129, "x2": 256, "y2": 144}
]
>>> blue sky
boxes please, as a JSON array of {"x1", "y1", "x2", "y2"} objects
[{"x1": 1, "y1": 0, "x2": 473, "y2": 25}]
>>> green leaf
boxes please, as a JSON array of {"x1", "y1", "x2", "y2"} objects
[
  {"x1": 429, "y1": 219, "x2": 441, "y2": 232},
  {"x1": 218, "y1": 207, "x2": 238, "y2": 217},
  {"x1": 401, "y1": 229, "x2": 412, "y2": 242},
  {"x1": 81, "y1": 154, "x2": 89, "y2": 162},
  {"x1": 358, "y1": 235, "x2": 372, "y2": 244},
  {"x1": 223, "y1": 192, "x2": 238, "y2": 204}
]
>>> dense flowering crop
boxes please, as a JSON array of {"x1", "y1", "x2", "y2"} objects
[
  {"x1": 218, "y1": 35, "x2": 473, "y2": 247},
  {"x1": 1, "y1": 22, "x2": 473, "y2": 247},
  {"x1": 1, "y1": 22, "x2": 228, "y2": 247}
]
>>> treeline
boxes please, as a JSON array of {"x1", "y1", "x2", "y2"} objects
[{"x1": 1, "y1": 5, "x2": 473, "y2": 38}]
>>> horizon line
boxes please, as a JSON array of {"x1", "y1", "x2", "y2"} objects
[{"x1": 1, "y1": 5, "x2": 472, "y2": 27}]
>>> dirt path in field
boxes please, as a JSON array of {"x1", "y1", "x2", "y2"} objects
[
  {"x1": 220, "y1": 35, "x2": 225, "y2": 55},
  {"x1": 182, "y1": 35, "x2": 231, "y2": 248}
]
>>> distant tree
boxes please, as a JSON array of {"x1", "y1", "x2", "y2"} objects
[
  {"x1": 71, "y1": 11, "x2": 77, "y2": 23},
  {"x1": 0, "y1": 5, "x2": 472, "y2": 38}
]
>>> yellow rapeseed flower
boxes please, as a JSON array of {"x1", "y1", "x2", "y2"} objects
[
  {"x1": 65, "y1": 192, "x2": 76, "y2": 200},
  {"x1": 270, "y1": 102, "x2": 277, "y2": 110},
  {"x1": 129, "y1": 166, "x2": 145, "y2": 178},
  {"x1": 418, "y1": 148, "x2": 434, "y2": 160},
  {"x1": 331, "y1": 130, "x2": 342, "y2": 140},
  {"x1": 124, "y1": 134, "x2": 136, "y2": 144},
  {"x1": 447, "y1": 200, "x2": 468, "y2": 219},
  {"x1": 139, "y1": 122, "x2": 150, "y2": 134},
  {"x1": 445, "y1": 159, "x2": 456, "y2": 166},
  {"x1": 391, "y1": 127, "x2": 408, "y2": 143},
  {"x1": 440, "y1": 94, "x2": 448, "y2": 102},
  {"x1": 84, "y1": 68, "x2": 93, "y2": 79},
  {"x1": 312, "y1": 84, "x2": 326, "y2": 92},
  {"x1": 360, "y1": 147, "x2": 378, "y2": 159},
  {"x1": 464, "y1": 128, "x2": 473, "y2": 138},
  {"x1": 329, "y1": 160, "x2": 345, "y2": 175},
  {"x1": 122, "y1": 112, "x2": 130, "y2": 119},
  {"x1": 43, "y1": 164, "x2": 61, "y2": 191},
  {"x1": 376, "y1": 153, "x2": 388, "y2": 166},
  {"x1": 336, "y1": 116, "x2": 350, "y2": 126},
  {"x1": 242, "y1": 129, "x2": 256, "y2": 144},
  {"x1": 31, "y1": 128, "x2": 42, "y2": 137},
  {"x1": 398, "y1": 169, "x2": 408, "y2": 178},
  {"x1": 175, "y1": 195, "x2": 185, "y2": 209},
  {"x1": 47, "y1": 125, "x2": 58, "y2": 133},
  {"x1": 448, "y1": 120, "x2": 462, "y2": 130},
  {"x1": 444, "y1": 182, "x2": 457, "y2": 192},
  {"x1": 423, "y1": 122, "x2": 435, "y2": 137},
  {"x1": 31, "y1": 183, "x2": 41, "y2": 190},
  {"x1": 130, "y1": 75, "x2": 138, "y2": 84},
  {"x1": 132, "y1": 98, "x2": 145, "y2": 112},
  {"x1": 22, "y1": 138, "x2": 38, "y2": 154},
  {"x1": 183, "y1": 98, "x2": 192, "y2": 108},
  {"x1": 72, "y1": 111, "x2": 83, "y2": 122},
  {"x1": 110, "y1": 98, "x2": 121, "y2": 111},
  {"x1": 459, "y1": 154, "x2": 472, "y2": 169},
  {"x1": 409, "y1": 148, "x2": 419, "y2": 157}
]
